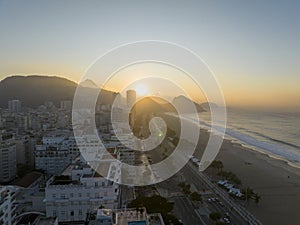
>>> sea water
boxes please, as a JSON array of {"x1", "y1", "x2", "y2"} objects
[{"x1": 198, "y1": 108, "x2": 300, "y2": 168}]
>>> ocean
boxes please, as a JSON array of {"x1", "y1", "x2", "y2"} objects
[{"x1": 198, "y1": 108, "x2": 300, "y2": 168}]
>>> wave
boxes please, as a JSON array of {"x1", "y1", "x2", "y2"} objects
[
  {"x1": 205, "y1": 123, "x2": 300, "y2": 164},
  {"x1": 230, "y1": 126, "x2": 300, "y2": 150},
  {"x1": 166, "y1": 112, "x2": 300, "y2": 166}
]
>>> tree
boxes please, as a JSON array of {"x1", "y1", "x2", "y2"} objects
[
  {"x1": 254, "y1": 193, "x2": 261, "y2": 205},
  {"x1": 215, "y1": 222, "x2": 227, "y2": 225},
  {"x1": 243, "y1": 187, "x2": 254, "y2": 202},
  {"x1": 190, "y1": 192, "x2": 202, "y2": 202},
  {"x1": 209, "y1": 212, "x2": 222, "y2": 221},
  {"x1": 209, "y1": 160, "x2": 224, "y2": 172},
  {"x1": 178, "y1": 182, "x2": 191, "y2": 195},
  {"x1": 128, "y1": 195, "x2": 173, "y2": 215},
  {"x1": 218, "y1": 170, "x2": 241, "y2": 185}
]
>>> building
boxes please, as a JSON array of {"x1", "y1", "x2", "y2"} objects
[
  {"x1": 115, "y1": 208, "x2": 148, "y2": 225},
  {"x1": 126, "y1": 90, "x2": 136, "y2": 108},
  {"x1": 86, "y1": 208, "x2": 164, "y2": 225},
  {"x1": 35, "y1": 145, "x2": 70, "y2": 175},
  {"x1": 15, "y1": 136, "x2": 35, "y2": 166},
  {"x1": 60, "y1": 100, "x2": 72, "y2": 111},
  {"x1": 0, "y1": 133, "x2": 17, "y2": 183},
  {"x1": 35, "y1": 133, "x2": 79, "y2": 175},
  {"x1": 8, "y1": 100, "x2": 21, "y2": 113},
  {"x1": 116, "y1": 145, "x2": 135, "y2": 184},
  {"x1": 0, "y1": 186, "x2": 18, "y2": 225},
  {"x1": 87, "y1": 208, "x2": 113, "y2": 225},
  {"x1": 44, "y1": 163, "x2": 119, "y2": 223}
]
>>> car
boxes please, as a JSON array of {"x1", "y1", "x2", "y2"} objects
[
  {"x1": 223, "y1": 217, "x2": 231, "y2": 224},
  {"x1": 207, "y1": 198, "x2": 216, "y2": 202}
]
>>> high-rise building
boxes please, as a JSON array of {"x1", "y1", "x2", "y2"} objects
[
  {"x1": 8, "y1": 100, "x2": 21, "y2": 113},
  {"x1": 0, "y1": 133, "x2": 16, "y2": 183},
  {"x1": 126, "y1": 90, "x2": 136, "y2": 108}
]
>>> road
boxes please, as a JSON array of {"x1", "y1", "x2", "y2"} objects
[
  {"x1": 183, "y1": 162, "x2": 249, "y2": 225},
  {"x1": 132, "y1": 117, "x2": 261, "y2": 225},
  {"x1": 173, "y1": 196, "x2": 205, "y2": 225}
]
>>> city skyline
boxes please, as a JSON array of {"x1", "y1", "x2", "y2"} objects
[{"x1": 0, "y1": 1, "x2": 299, "y2": 112}]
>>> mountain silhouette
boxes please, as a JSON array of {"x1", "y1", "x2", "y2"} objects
[
  {"x1": 0, "y1": 75, "x2": 116, "y2": 108},
  {"x1": 172, "y1": 95, "x2": 205, "y2": 113}
]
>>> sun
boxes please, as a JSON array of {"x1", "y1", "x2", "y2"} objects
[{"x1": 135, "y1": 83, "x2": 148, "y2": 96}]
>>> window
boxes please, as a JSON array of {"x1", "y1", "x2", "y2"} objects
[{"x1": 79, "y1": 210, "x2": 82, "y2": 215}]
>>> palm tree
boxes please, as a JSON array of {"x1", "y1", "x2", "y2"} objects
[{"x1": 254, "y1": 193, "x2": 261, "y2": 205}]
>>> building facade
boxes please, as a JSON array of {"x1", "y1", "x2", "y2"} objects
[
  {"x1": 0, "y1": 134, "x2": 16, "y2": 183},
  {"x1": 45, "y1": 164, "x2": 119, "y2": 223}
]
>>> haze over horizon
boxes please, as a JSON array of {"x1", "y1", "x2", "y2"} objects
[{"x1": 0, "y1": 0, "x2": 299, "y2": 112}]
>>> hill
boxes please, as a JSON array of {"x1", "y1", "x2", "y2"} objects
[
  {"x1": 200, "y1": 102, "x2": 219, "y2": 111},
  {"x1": 172, "y1": 95, "x2": 205, "y2": 113},
  {"x1": 0, "y1": 75, "x2": 116, "y2": 108}
]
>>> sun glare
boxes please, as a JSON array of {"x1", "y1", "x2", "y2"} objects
[{"x1": 135, "y1": 83, "x2": 148, "y2": 96}]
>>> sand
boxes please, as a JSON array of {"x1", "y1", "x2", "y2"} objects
[
  {"x1": 196, "y1": 130, "x2": 300, "y2": 225},
  {"x1": 163, "y1": 114, "x2": 300, "y2": 224}
]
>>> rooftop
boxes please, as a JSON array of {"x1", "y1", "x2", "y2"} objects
[
  {"x1": 36, "y1": 217, "x2": 58, "y2": 225},
  {"x1": 14, "y1": 171, "x2": 43, "y2": 188},
  {"x1": 51, "y1": 175, "x2": 77, "y2": 185}
]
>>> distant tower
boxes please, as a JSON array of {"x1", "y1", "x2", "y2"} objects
[
  {"x1": 8, "y1": 100, "x2": 21, "y2": 113},
  {"x1": 126, "y1": 90, "x2": 136, "y2": 108}
]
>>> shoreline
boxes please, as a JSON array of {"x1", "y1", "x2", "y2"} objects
[
  {"x1": 206, "y1": 127, "x2": 300, "y2": 171},
  {"x1": 163, "y1": 113, "x2": 300, "y2": 224},
  {"x1": 166, "y1": 112, "x2": 300, "y2": 171},
  {"x1": 196, "y1": 129, "x2": 300, "y2": 225}
]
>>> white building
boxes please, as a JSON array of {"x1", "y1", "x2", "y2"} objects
[
  {"x1": 35, "y1": 145, "x2": 70, "y2": 175},
  {"x1": 35, "y1": 133, "x2": 79, "y2": 175},
  {"x1": 0, "y1": 133, "x2": 16, "y2": 183},
  {"x1": 87, "y1": 208, "x2": 165, "y2": 225},
  {"x1": 0, "y1": 186, "x2": 17, "y2": 225},
  {"x1": 45, "y1": 164, "x2": 119, "y2": 223}
]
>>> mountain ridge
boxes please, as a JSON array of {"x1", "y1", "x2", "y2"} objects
[{"x1": 0, "y1": 75, "x2": 116, "y2": 108}]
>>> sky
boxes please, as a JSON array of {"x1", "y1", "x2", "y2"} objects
[{"x1": 0, "y1": 0, "x2": 299, "y2": 112}]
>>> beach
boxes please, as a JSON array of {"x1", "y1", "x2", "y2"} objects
[{"x1": 195, "y1": 129, "x2": 300, "y2": 225}]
